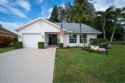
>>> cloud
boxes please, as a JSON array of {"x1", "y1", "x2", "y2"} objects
[
  {"x1": 0, "y1": 0, "x2": 28, "y2": 18},
  {"x1": 113, "y1": 0, "x2": 125, "y2": 8},
  {"x1": 8, "y1": 6, "x2": 28, "y2": 18},
  {"x1": 16, "y1": 0, "x2": 31, "y2": 11},
  {"x1": 90, "y1": 0, "x2": 125, "y2": 11},
  {"x1": 90, "y1": 0, "x2": 112, "y2": 11},
  {"x1": 0, "y1": 0, "x2": 8, "y2": 4},
  {"x1": 44, "y1": 8, "x2": 53, "y2": 19},
  {"x1": 59, "y1": 3, "x2": 65, "y2": 8},
  {"x1": 48, "y1": 8, "x2": 53, "y2": 13},
  {"x1": 0, "y1": 6, "x2": 9, "y2": 14},
  {"x1": 0, "y1": 21, "x2": 23, "y2": 33}
]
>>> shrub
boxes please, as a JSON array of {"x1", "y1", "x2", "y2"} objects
[
  {"x1": 90, "y1": 38, "x2": 109, "y2": 45},
  {"x1": 59, "y1": 43, "x2": 63, "y2": 48},
  {"x1": 57, "y1": 39, "x2": 60, "y2": 47},
  {"x1": 66, "y1": 46, "x2": 70, "y2": 48},
  {"x1": 13, "y1": 37, "x2": 18, "y2": 42},
  {"x1": 0, "y1": 36, "x2": 12, "y2": 48},
  {"x1": 72, "y1": 45, "x2": 80, "y2": 48},
  {"x1": 13, "y1": 42, "x2": 22, "y2": 49},
  {"x1": 38, "y1": 42, "x2": 44, "y2": 49}
]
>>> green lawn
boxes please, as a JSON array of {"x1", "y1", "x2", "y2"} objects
[
  {"x1": 0, "y1": 47, "x2": 15, "y2": 53},
  {"x1": 54, "y1": 44, "x2": 125, "y2": 83}
]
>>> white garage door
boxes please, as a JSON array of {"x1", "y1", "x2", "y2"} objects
[{"x1": 23, "y1": 33, "x2": 41, "y2": 48}]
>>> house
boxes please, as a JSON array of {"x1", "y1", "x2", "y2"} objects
[
  {"x1": 0, "y1": 24, "x2": 18, "y2": 38},
  {"x1": 15, "y1": 17, "x2": 101, "y2": 48}
]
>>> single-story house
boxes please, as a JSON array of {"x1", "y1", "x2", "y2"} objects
[
  {"x1": 15, "y1": 17, "x2": 101, "y2": 48},
  {"x1": 0, "y1": 24, "x2": 18, "y2": 38}
]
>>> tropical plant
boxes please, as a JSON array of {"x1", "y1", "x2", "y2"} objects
[
  {"x1": 68, "y1": 0, "x2": 94, "y2": 48},
  {"x1": 96, "y1": 6, "x2": 114, "y2": 39},
  {"x1": 110, "y1": 7, "x2": 125, "y2": 42}
]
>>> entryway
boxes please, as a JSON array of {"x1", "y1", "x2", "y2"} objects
[{"x1": 48, "y1": 34, "x2": 57, "y2": 45}]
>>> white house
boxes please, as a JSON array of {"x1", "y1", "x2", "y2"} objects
[{"x1": 15, "y1": 17, "x2": 101, "y2": 48}]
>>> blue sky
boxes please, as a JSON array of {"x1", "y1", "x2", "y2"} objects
[{"x1": 0, "y1": 0, "x2": 125, "y2": 32}]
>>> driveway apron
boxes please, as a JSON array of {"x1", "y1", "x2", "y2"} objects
[{"x1": 0, "y1": 47, "x2": 56, "y2": 83}]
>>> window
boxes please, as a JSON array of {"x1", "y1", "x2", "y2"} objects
[
  {"x1": 80, "y1": 34, "x2": 87, "y2": 43},
  {"x1": 69, "y1": 34, "x2": 77, "y2": 43}
]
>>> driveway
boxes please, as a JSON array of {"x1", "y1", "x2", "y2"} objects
[{"x1": 0, "y1": 47, "x2": 56, "y2": 83}]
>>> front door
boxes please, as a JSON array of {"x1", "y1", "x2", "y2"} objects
[{"x1": 48, "y1": 34, "x2": 57, "y2": 45}]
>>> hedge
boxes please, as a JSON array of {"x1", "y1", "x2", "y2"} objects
[
  {"x1": 13, "y1": 37, "x2": 18, "y2": 42},
  {"x1": 58, "y1": 43, "x2": 63, "y2": 48},
  {"x1": 38, "y1": 42, "x2": 44, "y2": 49},
  {"x1": 13, "y1": 42, "x2": 22, "y2": 49},
  {"x1": 0, "y1": 36, "x2": 12, "y2": 48},
  {"x1": 90, "y1": 38, "x2": 109, "y2": 45}
]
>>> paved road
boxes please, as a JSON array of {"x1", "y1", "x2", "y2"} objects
[{"x1": 0, "y1": 48, "x2": 56, "y2": 83}]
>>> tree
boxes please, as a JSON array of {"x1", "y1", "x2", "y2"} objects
[
  {"x1": 114, "y1": 25, "x2": 124, "y2": 41},
  {"x1": 68, "y1": 0, "x2": 94, "y2": 48},
  {"x1": 96, "y1": 6, "x2": 114, "y2": 39},
  {"x1": 58, "y1": 2, "x2": 71, "y2": 22},
  {"x1": 49, "y1": 6, "x2": 60, "y2": 22},
  {"x1": 110, "y1": 7, "x2": 125, "y2": 42}
]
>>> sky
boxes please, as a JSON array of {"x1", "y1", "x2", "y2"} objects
[{"x1": 0, "y1": 0, "x2": 125, "y2": 33}]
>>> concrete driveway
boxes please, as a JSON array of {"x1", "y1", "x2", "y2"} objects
[{"x1": 0, "y1": 47, "x2": 56, "y2": 83}]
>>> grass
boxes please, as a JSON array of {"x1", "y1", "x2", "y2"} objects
[
  {"x1": 0, "y1": 46, "x2": 15, "y2": 53},
  {"x1": 53, "y1": 44, "x2": 125, "y2": 83}
]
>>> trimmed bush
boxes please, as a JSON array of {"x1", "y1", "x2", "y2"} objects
[
  {"x1": 13, "y1": 37, "x2": 18, "y2": 42},
  {"x1": 90, "y1": 38, "x2": 109, "y2": 45},
  {"x1": 38, "y1": 42, "x2": 44, "y2": 49},
  {"x1": 66, "y1": 46, "x2": 70, "y2": 48},
  {"x1": 59, "y1": 43, "x2": 63, "y2": 48},
  {"x1": 0, "y1": 36, "x2": 12, "y2": 48},
  {"x1": 13, "y1": 42, "x2": 22, "y2": 49}
]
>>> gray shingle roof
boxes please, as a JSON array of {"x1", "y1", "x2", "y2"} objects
[{"x1": 54, "y1": 23, "x2": 102, "y2": 34}]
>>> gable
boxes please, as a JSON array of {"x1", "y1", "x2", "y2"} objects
[{"x1": 16, "y1": 18, "x2": 61, "y2": 33}]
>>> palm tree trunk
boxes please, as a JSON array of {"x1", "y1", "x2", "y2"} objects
[
  {"x1": 103, "y1": 25, "x2": 106, "y2": 39},
  {"x1": 103, "y1": 17, "x2": 106, "y2": 39},
  {"x1": 110, "y1": 26, "x2": 116, "y2": 42},
  {"x1": 79, "y1": 22, "x2": 85, "y2": 49}
]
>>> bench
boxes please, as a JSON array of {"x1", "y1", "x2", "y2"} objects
[{"x1": 89, "y1": 43, "x2": 109, "y2": 55}]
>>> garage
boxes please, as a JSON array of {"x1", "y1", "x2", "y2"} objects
[{"x1": 22, "y1": 33, "x2": 41, "y2": 48}]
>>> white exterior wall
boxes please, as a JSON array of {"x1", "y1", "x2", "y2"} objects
[
  {"x1": 17, "y1": 18, "x2": 98, "y2": 48},
  {"x1": 18, "y1": 19, "x2": 60, "y2": 41},
  {"x1": 17, "y1": 19, "x2": 63, "y2": 48},
  {"x1": 63, "y1": 33, "x2": 97, "y2": 47}
]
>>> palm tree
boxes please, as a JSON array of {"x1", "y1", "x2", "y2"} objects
[
  {"x1": 68, "y1": 0, "x2": 94, "y2": 48},
  {"x1": 96, "y1": 6, "x2": 114, "y2": 39},
  {"x1": 110, "y1": 7, "x2": 125, "y2": 42}
]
